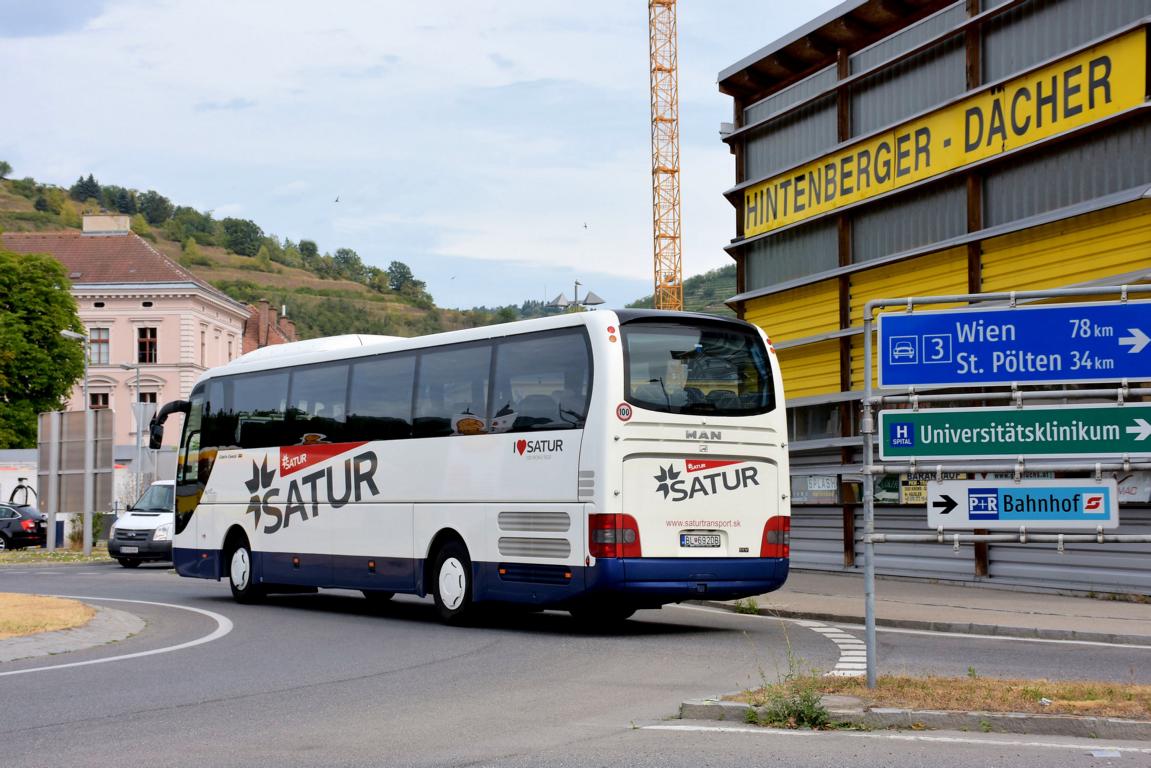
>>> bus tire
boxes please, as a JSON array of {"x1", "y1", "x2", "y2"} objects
[
  {"x1": 432, "y1": 542, "x2": 474, "y2": 624},
  {"x1": 227, "y1": 540, "x2": 265, "y2": 604}
]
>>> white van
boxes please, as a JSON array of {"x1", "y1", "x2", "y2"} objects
[{"x1": 108, "y1": 480, "x2": 175, "y2": 568}]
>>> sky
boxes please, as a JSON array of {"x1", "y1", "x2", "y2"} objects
[{"x1": 0, "y1": 0, "x2": 842, "y2": 310}]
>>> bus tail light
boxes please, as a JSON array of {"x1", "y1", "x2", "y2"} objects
[
  {"x1": 760, "y1": 516, "x2": 790, "y2": 559},
  {"x1": 589, "y1": 514, "x2": 642, "y2": 558}
]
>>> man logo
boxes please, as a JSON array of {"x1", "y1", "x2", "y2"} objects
[{"x1": 685, "y1": 430, "x2": 722, "y2": 441}]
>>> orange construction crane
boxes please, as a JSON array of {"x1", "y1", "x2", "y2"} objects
[{"x1": 648, "y1": 0, "x2": 683, "y2": 311}]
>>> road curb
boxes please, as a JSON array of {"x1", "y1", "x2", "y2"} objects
[
  {"x1": 0, "y1": 603, "x2": 144, "y2": 663},
  {"x1": 680, "y1": 698, "x2": 1151, "y2": 741},
  {"x1": 692, "y1": 600, "x2": 1151, "y2": 646}
]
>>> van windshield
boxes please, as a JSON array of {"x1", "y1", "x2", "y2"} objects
[
  {"x1": 132, "y1": 484, "x2": 174, "y2": 512},
  {"x1": 621, "y1": 320, "x2": 775, "y2": 416}
]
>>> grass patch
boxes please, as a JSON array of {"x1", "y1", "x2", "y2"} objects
[
  {"x1": 734, "y1": 675, "x2": 1151, "y2": 720},
  {"x1": 0, "y1": 545, "x2": 113, "y2": 566},
  {"x1": 0, "y1": 593, "x2": 95, "y2": 639}
]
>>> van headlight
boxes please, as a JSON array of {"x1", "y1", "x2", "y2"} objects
[{"x1": 153, "y1": 523, "x2": 174, "y2": 542}]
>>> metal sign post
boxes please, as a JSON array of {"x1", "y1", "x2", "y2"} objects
[{"x1": 861, "y1": 284, "x2": 1151, "y2": 689}]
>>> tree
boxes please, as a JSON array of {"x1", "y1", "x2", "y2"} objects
[
  {"x1": 254, "y1": 244, "x2": 273, "y2": 271},
  {"x1": 130, "y1": 213, "x2": 154, "y2": 240},
  {"x1": 0, "y1": 247, "x2": 85, "y2": 448},
  {"x1": 100, "y1": 185, "x2": 137, "y2": 214},
  {"x1": 0, "y1": 160, "x2": 11, "y2": 180},
  {"x1": 298, "y1": 239, "x2": 319, "y2": 267},
  {"x1": 386, "y1": 261, "x2": 415, "y2": 292},
  {"x1": 333, "y1": 247, "x2": 365, "y2": 282},
  {"x1": 163, "y1": 206, "x2": 217, "y2": 246},
  {"x1": 69, "y1": 174, "x2": 101, "y2": 202},
  {"x1": 136, "y1": 190, "x2": 173, "y2": 225},
  {"x1": 220, "y1": 217, "x2": 264, "y2": 257}
]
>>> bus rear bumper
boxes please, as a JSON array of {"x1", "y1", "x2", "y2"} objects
[{"x1": 586, "y1": 557, "x2": 789, "y2": 603}]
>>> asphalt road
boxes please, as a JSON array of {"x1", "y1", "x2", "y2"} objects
[{"x1": 3, "y1": 564, "x2": 1150, "y2": 767}]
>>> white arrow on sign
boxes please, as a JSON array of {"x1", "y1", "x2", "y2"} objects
[
  {"x1": 1119, "y1": 327, "x2": 1150, "y2": 354},
  {"x1": 1127, "y1": 418, "x2": 1151, "y2": 441}
]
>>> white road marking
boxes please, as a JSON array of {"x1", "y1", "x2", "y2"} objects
[
  {"x1": 671, "y1": 603, "x2": 1151, "y2": 651},
  {"x1": 644, "y1": 724, "x2": 1151, "y2": 753},
  {"x1": 0, "y1": 596, "x2": 233, "y2": 677}
]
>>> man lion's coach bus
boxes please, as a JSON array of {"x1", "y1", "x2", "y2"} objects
[{"x1": 150, "y1": 310, "x2": 790, "y2": 624}]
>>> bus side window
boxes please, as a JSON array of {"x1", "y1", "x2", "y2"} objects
[
  {"x1": 414, "y1": 343, "x2": 491, "y2": 438},
  {"x1": 288, "y1": 362, "x2": 349, "y2": 444},
  {"x1": 491, "y1": 329, "x2": 591, "y2": 432},
  {"x1": 232, "y1": 371, "x2": 289, "y2": 448},
  {"x1": 348, "y1": 355, "x2": 415, "y2": 441}
]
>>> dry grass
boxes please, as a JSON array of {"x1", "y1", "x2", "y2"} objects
[
  {"x1": 0, "y1": 545, "x2": 113, "y2": 566},
  {"x1": 0, "y1": 593, "x2": 95, "y2": 639},
  {"x1": 736, "y1": 675, "x2": 1151, "y2": 720}
]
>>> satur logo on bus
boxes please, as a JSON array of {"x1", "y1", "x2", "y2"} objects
[
  {"x1": 654, "y1": 459, "x2": 759, "y2": 502},
  {"x1": 245, "y1": 445, "x2": 380, "y2": 534}
]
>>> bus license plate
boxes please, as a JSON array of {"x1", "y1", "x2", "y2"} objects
[
  {"x1": 680, "y1": 533, "x2": 720, "y2": 548},
  {"x1": 121, "y1": 546, "x2": 139, "y2": 554}
]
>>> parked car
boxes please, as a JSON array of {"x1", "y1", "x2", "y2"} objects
[
  {"x1": 108, "y1": 480, "x2": 175, "y2": 568},
  {"x1": 0, "y1": 503, "x2": 47, "y2": 551}
]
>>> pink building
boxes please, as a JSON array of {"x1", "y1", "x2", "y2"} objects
[{"x1": 3, "y1": 215, "x2": 250, "y2": 469}]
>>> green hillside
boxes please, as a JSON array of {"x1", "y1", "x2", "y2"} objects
[{"x1": 627, "y1": 264, "x2": 737, "y2": 317}]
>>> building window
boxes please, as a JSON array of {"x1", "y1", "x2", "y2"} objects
[
  {"x1": 89, "y1": 328, "x2": 110, "y2": 365},
  {"x1": 137, "y1": 327, "x2": 157, "y2": 364},
  {"x1": 139, "y1": 392, "x2": 158, "y2": 405},
  {"x1": 90, "y1": 393, "x2": 109, "y2": 410},
  {"x1": 200, "y1": 328, "x2": 207, "y2": 366},
  {"x1": 227, "y1": 337, "x2": 234, "y2": 360}
]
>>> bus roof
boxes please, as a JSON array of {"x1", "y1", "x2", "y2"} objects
[{"x1": 197, "y1": 309, "x2": 758, "y2": 381}]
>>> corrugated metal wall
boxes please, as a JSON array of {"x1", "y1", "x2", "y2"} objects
[
  {"x1": 851, "y1": 37, "x2": 966, "y2": 136},
  {"x1": 743, "y1": 279, "x2": 839, "y2": 343},
  {"x1": 851, "y1": 1, "x2": 966, "y2": 72},
  {"x1": 744, "y1": 220, "x2": 838, "y2": 286},
  {"x1": 790, "y1": 506, "x2": 1151, "y2": 594},
  {"x1": 744, "y1": 65, "x2": 837, "y2": 126},
  {"x1": 983, "y1": 0, "x2": 1151, "y2": 82},
  {"x1": 776, "y1": 340, "x2": 841, "y2": 399},
  {"x1": 743, "y1": 97, "x2": 838, "y2": 180},
  {"x1": 982, "y1": 199, "x2": 1151, "y2": 291},
  {"x1": 852, "y1": 179, "x2": 967, "y2": 262},
  {"x1": 984, "y1": 120, "x2": 1151, "y2": 227}
]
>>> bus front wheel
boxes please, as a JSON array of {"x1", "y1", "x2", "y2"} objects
[
  {"x1": 432, "y1": 542, "x2": 474, "y2": 624},
  {"x1": 228, "y1": 541, "x2": 265, "y2": 604}
]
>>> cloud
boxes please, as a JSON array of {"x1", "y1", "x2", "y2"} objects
[
  {"x1": 194, "y1": 97, "x2": 257, "y2": 112},
  {"x1": 271, "y1": 180, "x2": 310, "y2": 198},
  {"x1": 0, "y1": 0, "x2": 106, "y2": 38}
]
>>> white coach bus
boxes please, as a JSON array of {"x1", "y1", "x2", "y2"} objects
[{"x1": 150, "y1": 310, "x2": 790, "y2": 624}]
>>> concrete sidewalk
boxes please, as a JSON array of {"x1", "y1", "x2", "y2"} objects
[{"x1": 717, "y1": 569, "x2": 1151, "y2": 645}]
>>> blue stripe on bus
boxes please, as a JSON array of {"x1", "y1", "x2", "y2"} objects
[{"x1": 174, "y1": 547, "x2": 789, "y2": 605}]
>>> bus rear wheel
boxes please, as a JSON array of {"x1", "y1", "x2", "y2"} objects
[
  {"x1": 432, "y1": 542, "x2": 474, "y2": 625},
  {"x1": 227, "y1": 541, "x2": 265, "y2": 604}
]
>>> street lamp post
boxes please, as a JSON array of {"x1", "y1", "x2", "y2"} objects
[
  {"x1": 59, "y1": 329, "x2": 88, "y2": 410},
  {"x1": 120, "y1": 363, "x2": 143, "y2": 497}
]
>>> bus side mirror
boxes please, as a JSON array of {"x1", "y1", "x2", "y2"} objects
[
  {"x1": 150, "y1": 399, "x2": 190, "y2": 450},
  {"x1": 149, "y1": 423, "x2": 165, "y2": 450}
]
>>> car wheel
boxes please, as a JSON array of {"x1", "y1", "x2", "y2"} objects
[
  {"x1": 118, "y1": 558, "x2": 141, "y2": 568},
  {"x1": 432, "y1": 542, "x2": 474, "y2": 624},
  {"x1": 0, "y1": 534, "x2": 8, "y2": 552},
  {"x1": 227, "y1": 542, "x2": 265, "y2": 604}
]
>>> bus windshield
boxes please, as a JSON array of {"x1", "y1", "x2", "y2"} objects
[{"x1": 622, "y1": 320, "x2": 774, "y2": 416}]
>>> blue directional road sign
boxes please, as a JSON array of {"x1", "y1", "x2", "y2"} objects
[
  {"x1": 925, "y1": 479, "x2": 1118, "y2": 530},
  {"x1": 879, "y1": 301, "x2": 1151, "y2": 387}
]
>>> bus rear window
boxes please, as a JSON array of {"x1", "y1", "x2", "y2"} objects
[{"x1": 622, "y1": 321, "x2": 774, "y2": 416}]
